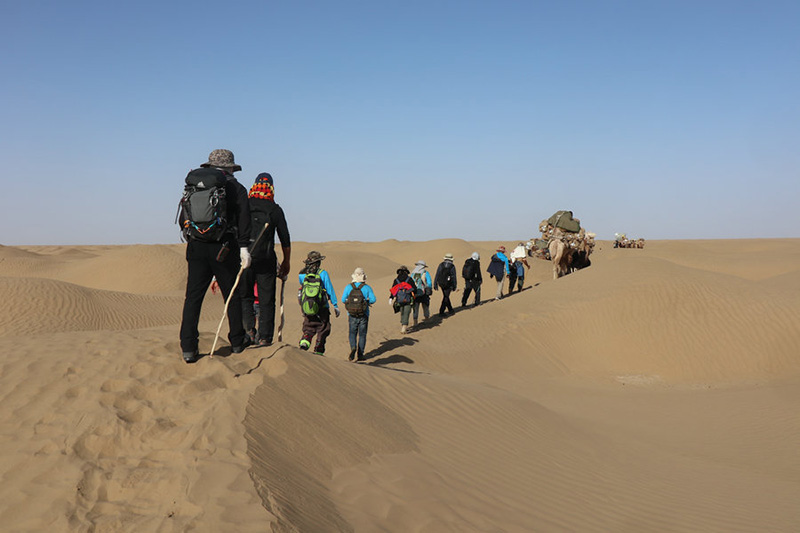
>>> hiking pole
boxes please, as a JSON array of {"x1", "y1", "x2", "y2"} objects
[
  {"x1": 277, "y1": 275, "x2": 286, "y2": 341},
  {"x1": 210, "y1": 223, "x2": 269, "y2": 358}
]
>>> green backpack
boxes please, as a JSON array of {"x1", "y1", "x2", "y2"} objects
[{"x1": 300, "y1": 272, "x2": 326, "y2": 316}]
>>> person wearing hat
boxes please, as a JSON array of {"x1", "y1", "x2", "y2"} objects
[
  {"x1": 433, "y1": 253, "x2": 458, "y2": 317},
  {"x1": 409, "y1": 260, "x2": 433, "y2": 327},
  {"x1": 461, "y1": 252, "x2": 483, "y2": 307},
  {"x1": 179, "y1": 149, "x2": 252, "y2": 363},
  {"x1": 298, "y1": 251, "x2": 340, "y2": 354},
  {"x1": 239, "y1": 172, "x2": 292, "y2": 347},
  {"x1": 341, "y1": 267, "x2": 377, "y2": 361},
  {"x1": 508, "y1": 242, "x2": 530, "y2": 294},
  {"x1": 487, "y1": 245, "x2": 510, "y2": 300},
  {"x1": 390, "y1": 265, "x2": 416, "y2": 334}
]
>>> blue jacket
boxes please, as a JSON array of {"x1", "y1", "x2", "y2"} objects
[
  {"x1": 299, "y1": 269, "x2": 339, "y2": 309},
  {"x1": 341, "y1": 282, "x2": 377, "y2": 316}
]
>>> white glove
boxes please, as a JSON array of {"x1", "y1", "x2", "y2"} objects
[
  {"x1": 334, "y1": 307, "x2": 341, "y2": 318},
  {"x1": 240, "y1": 247, "x2": 251, "y2": 269}
]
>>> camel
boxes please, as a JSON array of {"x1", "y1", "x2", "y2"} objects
[{"x1": 548, "y1": 238, "x2": 571, "y2": 279}]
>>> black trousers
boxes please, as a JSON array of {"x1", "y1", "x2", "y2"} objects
[
  {"x1": 508, "y1": 268, "x2": 518, "y2": 294},
  {"x1": 302, "y1": 307, "x2": 332, "y2": 353},
  {"x1": 439, "y1": 288, "x2": 454, "y2": 315},
  {"x1": 462, "y1": 280, "x2": 481, "y2": 306},
  {"x1": 240, "y1": 259, "x2": 278, "y2": 343},
  {"x1": 179, "y1": 239, "x2": 246, "y2": 353}
]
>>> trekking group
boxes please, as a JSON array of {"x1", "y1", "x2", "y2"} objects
[{"x1": 178, "y1": 149, "x2": 530, "y2": 364}]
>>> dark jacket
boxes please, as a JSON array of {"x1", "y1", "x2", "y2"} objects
[
  {"x1": 225, "y1": 176, "x2": 252, "y2": 247},
  {"x1": 248, "y1": 197, "x2": 290, "y2": 263},
  {"x1": 434, "y1": 260, "x2": 457, "y2": 291},
  {"x1": 462, "y1": 258, "x2": 482, "y2": 284}
]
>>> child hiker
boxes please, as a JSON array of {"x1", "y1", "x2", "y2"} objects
[
  {"x1": 297, "y1": 251, "x2": 340, "y2": 355},
  {"x1": 341, "y1": 267, "x2": 377, "y2": 362}
]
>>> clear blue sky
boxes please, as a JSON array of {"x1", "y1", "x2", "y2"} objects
[{"x1": 2, "y1": 0, "x2": 799, "y2": 245}]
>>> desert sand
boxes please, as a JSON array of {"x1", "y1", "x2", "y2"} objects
[{"x1": 1, "y1": 238, "x2": 799, "y2": 532}]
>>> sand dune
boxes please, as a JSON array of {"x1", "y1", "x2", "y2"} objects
[{"x1": 1, "y1": 238, "x2": 798, "y2": 532}]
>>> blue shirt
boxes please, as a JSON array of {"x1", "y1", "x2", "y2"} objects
[
  {"x1": 341, "y1": 282, "x2": 378, "y2": 316},
  {"x1": 298, "y1": 269, "x2": 338, "y2": 308}
]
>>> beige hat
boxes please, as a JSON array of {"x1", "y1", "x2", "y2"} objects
[
  {"x1": 351, "y1": 267, "x2": 366, "y2": 283},
  {"x1": 443, "y1": 253, "x2": 454, "y2": 261}
]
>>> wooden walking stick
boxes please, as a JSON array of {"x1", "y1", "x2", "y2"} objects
[
  {"x1": 277, "y1": 275, "x2": 286, "y2": 341},
  {"x1": 209, "y1": 222, "x2": 269, "y2": 358}
]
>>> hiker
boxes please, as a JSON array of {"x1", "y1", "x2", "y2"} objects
[
  {"x1": 179, "y1": 149, "x2": 252, "y2": 363},
  {"x1": 410, "y1": 260, "x2": 433, "y2": 327},
  {"x1": 341, "y1": 267, "x2": 377, "y2": 362},
  {"x1": 390, "y1": 265, "x2": 416, "y2": 334},
  {"x1": 240, "y1": 172, "x2": 291, "y2": 347},
  {"x1": 461, "y1": 252, "x2": 482, "y2": 307},
  {"x1": 487, "y1": 245, "x2": 510, "y2": 300},
  {"x1": 508, "y1": 242, "x2": 530, "y2": 294},
  {"x1": 433, "y1": 253, "x2": 458, "y2": 316},
  {"x1": 297, "y1": 251, "x2": 340, "y2": 355}
]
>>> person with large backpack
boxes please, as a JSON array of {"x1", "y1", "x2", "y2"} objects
[
  {"x1": 487, "y1": 245, "x2": 510, "y2": 300},
  {"x1": 461, "y1": 252, "x2": 483, "y2": 307},
  {"x1": 390, "y1": 265, "x2": 416, "y2": 334},
  {"x1": 178, "y1": 149, "x2": 253, "y2": 364},
  {"x1": 409, "y1": 260, "x2": 433, "y2": 327},
  {"x1": 341, "y1": 267, "x2": 377, "y2": 362},
  {"x1": 239, "y1": 172, "x2": 291, "y2": 347},
  {"x1": 433, "y1": 253, "x2": 458, "y2": 317},
  {"x1": 297, "y1": 251, "x2": 340, "y2": 355}
]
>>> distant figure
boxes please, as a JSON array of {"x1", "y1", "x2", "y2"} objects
[
  {"x1": 240, "y1": 172, "x2": 291, "y2": 347},
  {"x1": 341, "y1": 267, "x2": 377, "y2": 362},
  {"x1": 410, "y1": 260, "x2": 433, "y2": 327},
  {"x1": 298, "y1": 251, "x2": 340, "y2": 355},
  {"x1": 434, "y1": 253, "x2": 458, "y2": 316},
  {"x1": 390, "y1": 265, "x2": 416, "y2": 334},
  {"x1": 461, "y1": 252, "x2": 482, "y2": 307},
  {"x1": 178, "y1": 149, "x2": 252, "y2": 364},
  {"x1": 487, "y1": 246, "x2": 510, "y2": 300},
  {"x1": 508, "y1": 242, "x2": 530, "y2": 294}
]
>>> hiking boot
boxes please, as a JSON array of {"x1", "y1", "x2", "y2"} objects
[
  {"x1": 299, "y1": 339, "x2": 311, "y2": 351},
  {"x1": 401, "y1": 325, "x2": 407, "y2": 334},
  {"x1": 182, "y1": 350, "x2": 199, "y2": 364},
  {"x1": 231, "y1": 336, "x2": 252, "y2": 354},
  {"x1": 348, "y1": 348, "x2": 357, "y2": 362},
  {"x1": 258, "y1": 338, "x2": 272, "y2": 347},
  {"x1": 246, "y1": 328, "x2": 257, "y2": 344},
  {"x1": 313, "y1": 351, "x2": 325, "y2": 356}
]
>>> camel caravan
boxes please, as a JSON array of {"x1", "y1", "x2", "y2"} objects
[
  {"x1": 614, "y1": 233, "x2": 646, "y2": 249},
  {"x1": 527, "y1": 210, "x2": 596, "y2": 280}
]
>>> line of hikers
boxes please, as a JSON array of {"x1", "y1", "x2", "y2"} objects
[
  {"x1": 295, "y1": 243, "x2": 530, "y2": 362},
  {"x1": 177, "y1": 148, "x2": 530, "y2": 364}
]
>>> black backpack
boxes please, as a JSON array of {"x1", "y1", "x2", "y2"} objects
[
  {"x1": 443, "y1": 262, "x2": 456, "y2": 289},
  {"x1": 462, "y1": 259, "x2": 477, "y2": 281},
  {"x1": 178, "y1": 168, "x2": 229, "y2": 242},
  {"x1": 344, "y1": 282, "x2": 369, "y2": 317}
]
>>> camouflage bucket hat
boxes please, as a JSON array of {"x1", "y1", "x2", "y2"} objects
[
  {"x1": 305, "y1": 251, "x2": 325, "y2": 264},
  {"x1": 200, "y1": 149, "x2": 242, "y2": 172}
]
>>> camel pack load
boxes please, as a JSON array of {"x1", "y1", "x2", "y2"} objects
[{"x1": 530, "y1": 210, "x2": 596, "y2": 260}]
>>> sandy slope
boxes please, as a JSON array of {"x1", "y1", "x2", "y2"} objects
[{"x1": 0, "y1": 239, "x2": 798, "y2": 532}]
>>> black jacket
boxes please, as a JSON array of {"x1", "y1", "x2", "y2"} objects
[
  {"x1": 462, "y1": 258, "x2": 482, "y2": 284},
  {"x1": 225, "y1": 176, "x2": 252, "y2": 248},
  {"x1": 248, "y1": 197, "x2": 291, "y2": 262},
  {"x1": 434, "y1": 260, "x2": 457, "y2": 291}
]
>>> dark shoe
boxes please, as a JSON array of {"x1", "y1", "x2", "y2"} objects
[
  {"x1": 258, "y1": 338, "x2": 272, "y2": 347},
  {"x1": 246, "y1": 328, "x2": 257, "y2": 344},
  {"x1": 182, "y1": 350, "x2": 199, "y2": 364},
  {"x1": 313, "y1": 351, "x2": 325, "y2": 356},
  {"x1": 348, "y1": 348, "x2": 357, "y2": 361},
  {"x1": 299, "y1": 339, "x2": 311, "y2": 351},
  {"x1": 231, "y1": 336, "x2": 253, "y2": 354}
]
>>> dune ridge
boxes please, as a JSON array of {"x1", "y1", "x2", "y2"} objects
[{"x1": 0, "y1": 238, "x2": 798, "y2": 532}]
